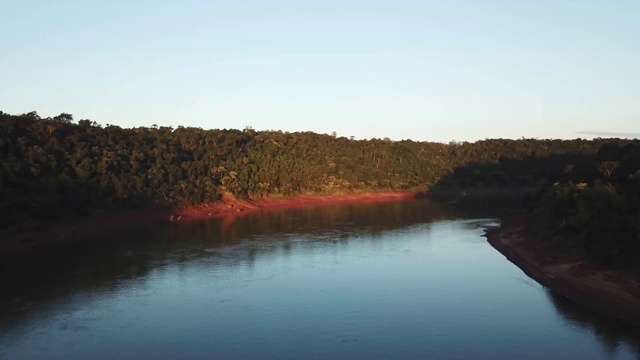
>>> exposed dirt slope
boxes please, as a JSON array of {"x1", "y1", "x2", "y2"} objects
[{"x1": 485, "y1": 216, "x2": 640, "y2": 328}]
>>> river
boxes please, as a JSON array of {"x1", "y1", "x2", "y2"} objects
[{"x1": 1, "y1": 198, "x2": 639, "y2": 359}]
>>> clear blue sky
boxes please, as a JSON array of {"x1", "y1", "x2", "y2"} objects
[{"x1": 2, "y1": 0, "x2": 639, "y2": 142}]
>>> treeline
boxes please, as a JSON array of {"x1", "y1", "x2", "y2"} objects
[
  {"x1": 0, "y1": 111, "x2": 637, "y2": 236},
  {"x1": 530, "y1": 142, "x2": 640, "y2": 268}
]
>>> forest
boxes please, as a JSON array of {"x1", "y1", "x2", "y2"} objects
[
  {"x1": 529, "y1": 142, "x2": 640, "y2": 268},
  {"x1": 0, "y1": 111, "x2": 638, "y2": 266}
]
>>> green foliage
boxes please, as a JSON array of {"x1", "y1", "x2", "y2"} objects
[
  {"x1": 530, "y1": 143, "x2": 640, "y2": 268},
  {"x1": 1, "y1": 109, "x2": 639, "y2": 269}
]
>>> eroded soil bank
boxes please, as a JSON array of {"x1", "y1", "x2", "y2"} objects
[
  {"x1": 485, "y1": 216, "x2": 640, "y2": 328},
  {"x1": 0, "y1": 192, "x2": 419, "y2": 255},
  {"x1": 174, "y1": 192, "x2": 418, "y2": 220}
]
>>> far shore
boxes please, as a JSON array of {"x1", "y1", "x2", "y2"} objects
[
  {"x1": 173, "y1": 191, "x2": 418, "y2": 222},
  {"x1": 0, "y1": 191, "x2": 421, "y2": 256},
  {"x1": 0, "y1": 186, "x2": 526, "y2": 256},
  {"x1": 485, "y1": 216, "x2": 640, "y2": 328}
]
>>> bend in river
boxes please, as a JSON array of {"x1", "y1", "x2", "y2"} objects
[{"x1": 1, "y1": 198, "x2": 639, "y2": 359}]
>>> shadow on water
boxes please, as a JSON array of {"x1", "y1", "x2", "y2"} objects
[{"x1": 546, "y1": 289, "x2": 640, "y2": 357}]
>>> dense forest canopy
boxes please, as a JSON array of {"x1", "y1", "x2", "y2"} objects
[
  {"x1": 1, "y1": 110, "x2": 639, "y2": 266},
  {"x1": 530, "y1": 142, "x2": 640, "y2": 268}
]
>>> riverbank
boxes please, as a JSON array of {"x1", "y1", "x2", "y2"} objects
[
  {"x1": 174, "y1": 191, "x2": 418, "y2": 221},
  {"x1": 0, "y1": 191, "x2": 418, "y2": 255},
  {"x1": 485, "y1": 216, "x2": 640, "y2": 328}
]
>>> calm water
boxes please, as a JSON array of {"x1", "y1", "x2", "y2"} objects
[{"x1": 1, "y1": 199, "x2": 639, "y2": 359}]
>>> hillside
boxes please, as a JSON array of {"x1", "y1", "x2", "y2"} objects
[{"x1": 1, "y1": 110, "x2": 638, "y2": 262}]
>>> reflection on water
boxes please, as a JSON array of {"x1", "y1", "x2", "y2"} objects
[
  {"x1": 0, "y1": 200, "x2": 451, "y2": 332},
  {"x1": 546, "y1": 289, "x2": 640, "y2": 357},
  {"x1": 0, "y1": 197, "x2": 639, "y2": 359}
]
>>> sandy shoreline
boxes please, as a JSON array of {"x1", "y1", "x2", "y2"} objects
[
  {"x1": 0, "y1": 191, "x2": 418, "y2": 255},
  {"x1": 485, "y1": 216, "x2": 640, "y2": 328}
]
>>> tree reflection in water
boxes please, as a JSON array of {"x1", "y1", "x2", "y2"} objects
[{"x1": 546, "y1": 289, "x2": 640, "y2": 358}]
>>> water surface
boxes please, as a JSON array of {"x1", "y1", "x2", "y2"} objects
[{"x1": 1, "y1": 199, "x2": 639, "y2": 359}]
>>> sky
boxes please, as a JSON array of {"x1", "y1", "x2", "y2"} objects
[{"x1": 1, "y1": 0, "x2": 639, "y2": 142}]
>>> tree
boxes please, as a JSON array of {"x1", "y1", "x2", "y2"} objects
[
  {"x1": 53, "y1": 113, "x2": 73, "y2": 123},
  {"x1": 599, "y1": 161, "x2": 619, "y2": 179}
]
